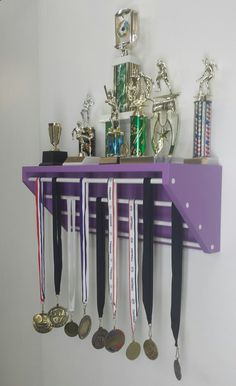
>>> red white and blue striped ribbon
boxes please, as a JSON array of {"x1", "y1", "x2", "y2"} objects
[{"x1": 128, "y1": 200, "x2": 139, "y2": 336}]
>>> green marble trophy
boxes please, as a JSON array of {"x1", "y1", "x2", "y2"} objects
[
  {"x1": 127, "y1": 69, "x2": 153, "y2": 156},
  {"x1": 113, "y1": 8, "x2": 140, "y2": 113}
]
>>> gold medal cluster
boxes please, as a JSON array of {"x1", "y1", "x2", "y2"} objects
[{"x1": 33, "y1": 308, "x2": 158, "y2": 360}]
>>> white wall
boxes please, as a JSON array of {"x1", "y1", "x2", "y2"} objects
[
  {"x1": 0, "y1": 1, "x2": 42, "y2": 386},
  {"x1": 1, "y1": 0, "x2": 236, "y2": 386}
]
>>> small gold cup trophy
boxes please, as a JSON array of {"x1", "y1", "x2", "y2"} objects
[{"x1": 40, "y1": 122, "x2": 67, "y2": 165}]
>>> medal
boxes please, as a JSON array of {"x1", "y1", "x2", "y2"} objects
[
  {"x1": 64, "y1": 198, "x2": 79, "y2": 337},
  {"x1": 48, "y1": 178, "x2": 69, "y2": 328},
  {"x1": 33, "y1": 178, "x2": 52, "y2": 334},
  {"x1": 126, "y1": 341, "x2": 141, "y2": 360},
  {"x1": 105, "y1": 329, "x2": 125, "y2": 353},
  {"x1": 64, "y1": 320, "x2": 79, "y2": 337},
  {"x1": 91, "y1": 198, "x2": 108, "y2": 349},
  {"x1": 126, "y1": 200, "x2": 141, "y2": 360},
  {"x1": 171, "y1": 204, "x2": 183, "y2": 380},
  {"x1": 78, "y1": 179, "x2": 92, "y2": 339},
  {"x1": 143, "y1": 338, "x2": 158, "y2": 360},
  {"x1": 105, "y1": 179, "x2": 125, "y2": 353},
  {"x1": 142, "y1": 179, "x2": 158, "y2": 359},
  {"x1": 92, "y1": 326, "x2": 108, "y2": 349}
]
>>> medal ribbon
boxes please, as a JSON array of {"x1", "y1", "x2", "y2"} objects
[
  {"x1": 52, "y1": 178, "x2": 63, "y2": 297},
  {"x1": 80, "y1": 179, "x2": 89, "y2": 308},
  {"x1": 35, "y1": 178, "x2": 45, "y2": 304},
  {"x1": 96, "y1": 197, "x2": 106, "y2": 319},
  {"x1": 128, "y1": 200, "x2": 139, "y2": 336},
  {"x1": 142, "y1": 178, "x2": 154, "y2": 327},
  {"x1": 107, "y1": 178, "x2": 118, "y2": 321},
  {"x1": 67, "y1": 198, "x2": 77, "y2": 313},
  {"x1": 171, "y1": 203, "x2": 183, "y2": 354}
]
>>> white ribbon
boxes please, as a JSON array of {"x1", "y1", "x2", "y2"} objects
[
  {"x1": 81, "y1": 179, "x2": 89, "y2": 307},
  {"x1": 108, "y1": 178, "x2": 118, "y2": 319},
  {"x1": 67, "y1": 198, "x2": 77, "y2": 313}
]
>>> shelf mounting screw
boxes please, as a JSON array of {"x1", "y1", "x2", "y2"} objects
[
  {"x1": 171, "y1": 178, "x2": 176, "y2": 184},
  {"x1": 185, "y1": 202, "x2": 190, "y2": 208}
]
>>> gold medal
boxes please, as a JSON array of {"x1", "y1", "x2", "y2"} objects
[
  {"x1": 64, "y1": 320, "x2": 79, "y2": 337},
  {"x1": 78, "y1": 315, "x2": 92, "y2": 339},
  {"x1": 143, "y1": 338, "x2": 158, "y2": 360},
  {"x1": 48, "y1": 305, "x2": 69, "y2": 328},
  {"x1": 126, "y1": 340, "x2": 141, "y2": 360},
  {"x1": 33, "y1": 312, "x2": 53, "y2": 334}
]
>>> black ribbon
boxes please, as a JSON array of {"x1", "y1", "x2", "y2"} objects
[
  {"x1": 142, "y1": 178, "x2": 154, "y2": 325},
  {"x1": 171, "y1": 204, "x2": 183, "y2": 347},
  {"x1": 52, "y1": 178, "x2": 62, "y2": 296},
  {"x1": 96, "y1": 197, "x2": 106, "y2": 318}
]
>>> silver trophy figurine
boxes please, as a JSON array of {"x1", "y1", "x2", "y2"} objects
[
  {"x1": 72, "y1": 96, "x2": 95, "y2": 157},
  {"x1": 48, "y1": 122, "x2": 62, "y2": 151},
  {"x1": 151, "y1": 60, "x2": 179, "y2": 157},
  {"x1": 104, "y1": 86, "x2": 126, "y2": 157},
  {"x1": 127, "y1": 69, "x2": 153, "y2": 156},
  {"x1": 193, "y1": 58, "x2": 217, "y2": 158}
]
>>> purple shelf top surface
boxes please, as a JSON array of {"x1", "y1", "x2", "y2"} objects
[{"x1": 22, "y1": 162, "x2": 222, "y2": 253}]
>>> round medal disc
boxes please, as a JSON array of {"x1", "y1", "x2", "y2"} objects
[
  {"x1": 174, "y1": 359, "x2": 182, "y2": 381},
  {"x1": 64, "y1": 320, "x2": 79, "y2": 337},
  {"x1": 78, "y1": 315, "x2": 92, "y2": 339},
  {"x1": 143, "y1": 339, "x2": 158, "y2": 360},
  {"x1": 33, "y1": 312, "x2": 53, "y2": 334},
  {"x1": 126, "y1": 341, "x2": 141, "y2": 360},
  {"x1": 48, "y1": 305, "x2": 69, "y2": 328},
  {"x1": 105, "y1": 329, "x2": 125, "y2": 353},
  {"x1": 92, "y1": 327, "x2": 108, "y2": 349}
]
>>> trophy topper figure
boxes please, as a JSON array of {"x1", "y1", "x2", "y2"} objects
[
  {"x1": 155, "y1": 60, "x2": 172, "y2": 94},
  {"x1": 104, "y1": 86, "x2": 119, "y2": 129},
  {"x1": 197, "y1": 58, "x2": 217, "y2": 99},
  {"x1": 72, "y1": 95, "x2": 95, "y2": 157},
  {"x1": 151, "y1": 60, "x2": 179, "y2": 156},
  {"x1": 127, "y1": 69, "x2": 153, "y2": 113}
]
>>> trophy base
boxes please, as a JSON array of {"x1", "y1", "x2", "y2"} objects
[
  {"x1": 99, "y1": 156, "x2": 120, "y2": 164},
  {"x1": 40, "y1": 151, "x2": 68, "y2": 166},
  {"x1": 184, "y1": 157, "x2": 218, "y2": 165},
  {"x1": 120, "y1": 156, "x2": 155, "y2": 164},
  {"x1": 64, "y1": 156, "x2": 85, "y2": 164}
]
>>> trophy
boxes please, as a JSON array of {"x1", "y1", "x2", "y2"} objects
[
  {"x1": 113, "y1": 8, "x2": 140, "y2": 112},
  {"x1": 72, "y1": 96, "x2": 95, "y2": 159},
  {"x1": 104, "y1": 86, "x2": 127, "y2": 158},
  {"x1": 151, "y1": 60, "x2": 179, "y2": 158},
  {"x1": 193, "y1": 58, "x2": 217, "y2": 159},
  {"x1": 40, "y1": 122, "x2": 67, "y2": 165},
  {"x1": 127, "y1": 69, "x2": 153, "y2": 156}
]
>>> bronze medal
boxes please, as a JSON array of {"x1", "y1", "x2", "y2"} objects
[
  {"x1": 64, "y1": 320, "x2": 79, "y2": 337},
  {"x1": 33, "y1": 312, "x2": 53, "y2": 334},
  {"x1": 105, "y1": 329, "x2": 125, "y2": 353},
  {"x1": 78, "y1": 315, "x2": 92, "y2": 339},
  {"x1": 92, "y1": 327, "x2": 108, "y2": 349},
  {"x1": 174, "y1": 359, "x2": 182, "y2": 380},
  {"x1": 126, "y1": 341, "x2": 141, "y2": 360},
  {"x1": 143, "y1": 338, "x2": 158, "y2": 360},
  {"x1": 48, "y1": 305, "x2": 69, "y2": 328}
]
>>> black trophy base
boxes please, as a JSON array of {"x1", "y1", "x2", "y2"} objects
[{"x1": 40, "y1": 151, "x2": 68, "y2": 166}]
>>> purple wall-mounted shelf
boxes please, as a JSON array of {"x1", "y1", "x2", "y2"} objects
[{"x1": 22, "y1": 162, "x2": 222, "y2": 253}]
